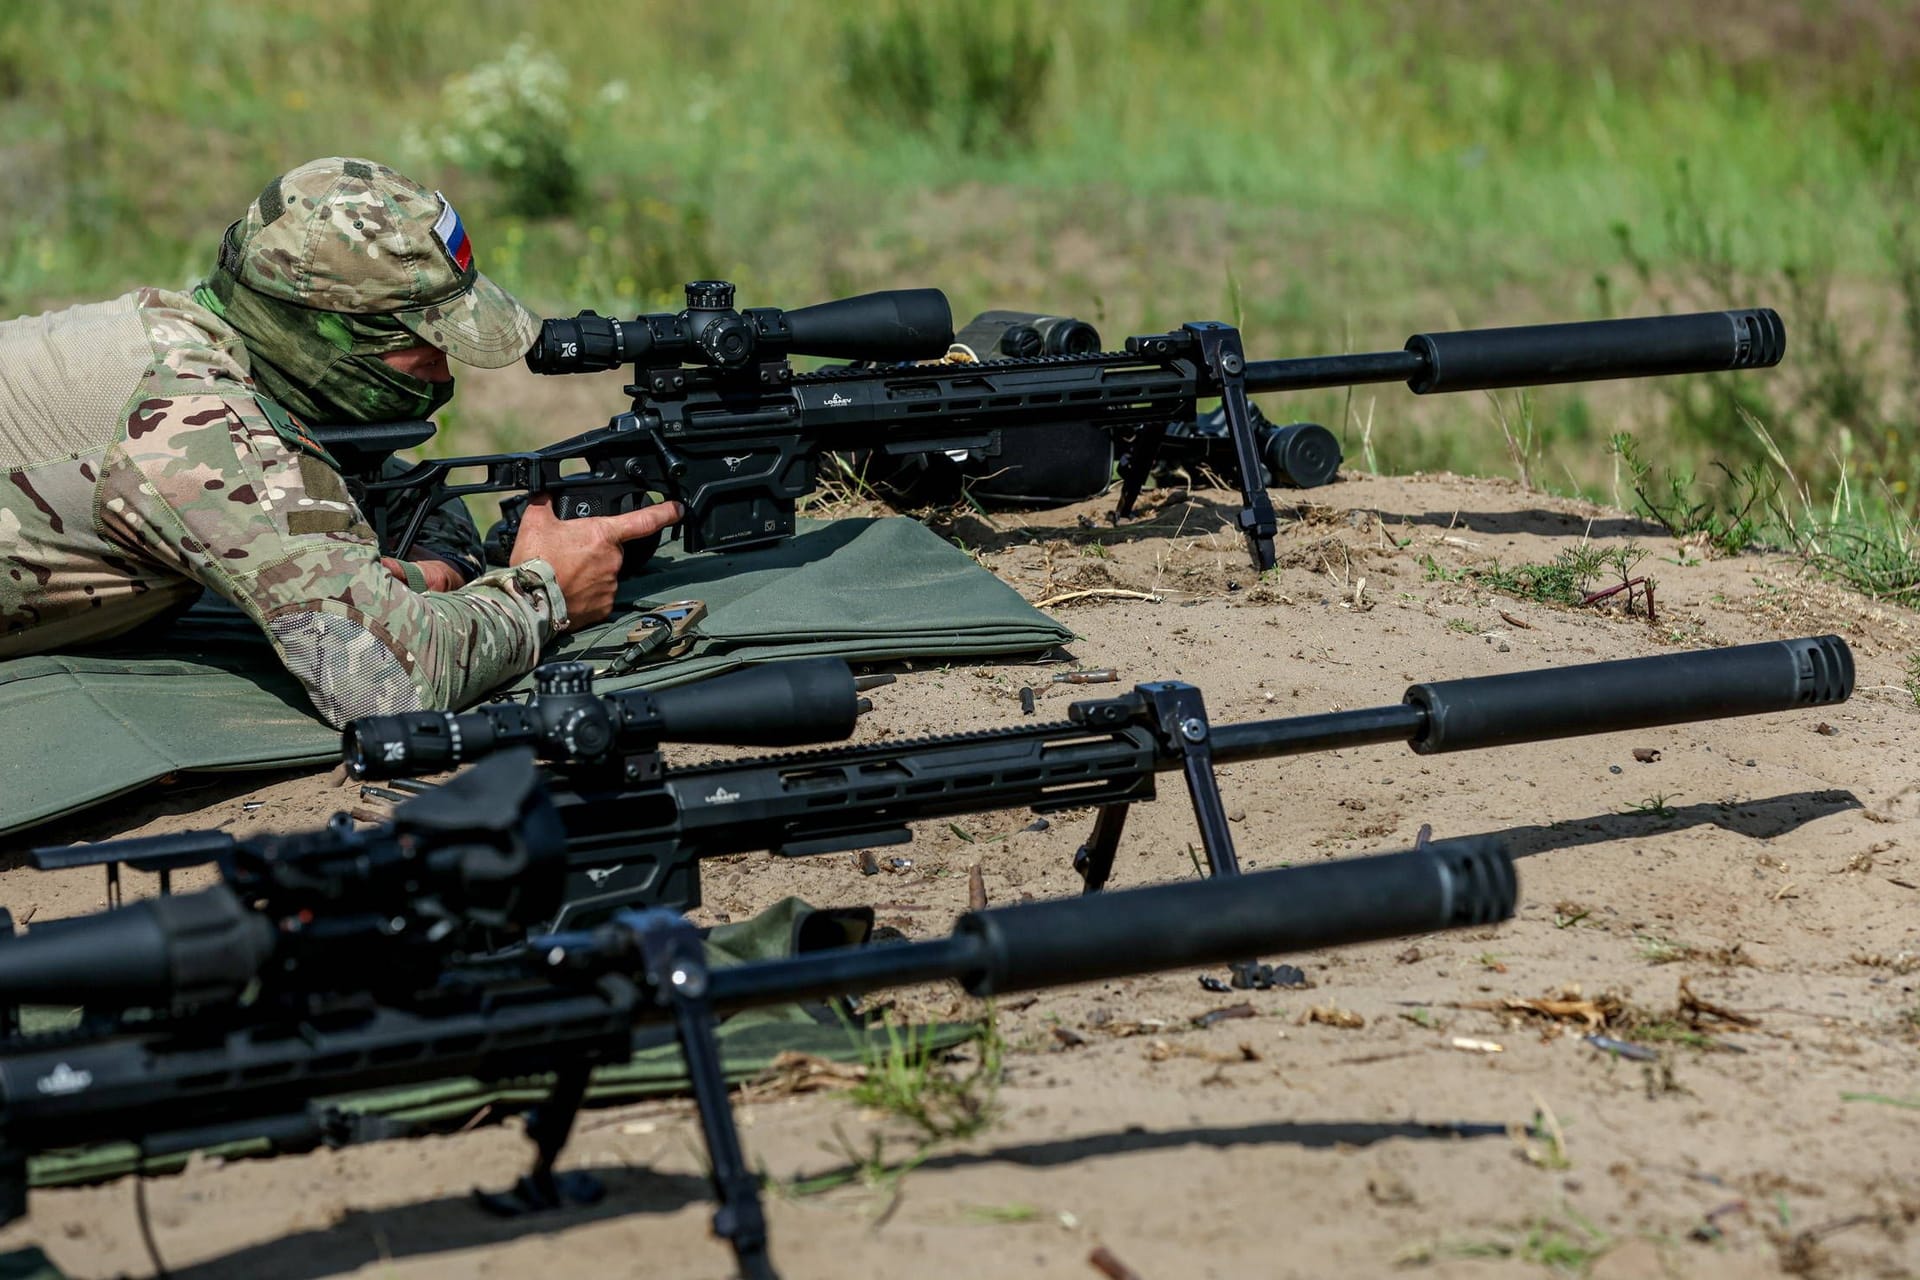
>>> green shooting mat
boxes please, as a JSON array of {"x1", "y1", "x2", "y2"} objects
[{"x1": 0, "y1": 517, "x2": 1070, "y2": 836}]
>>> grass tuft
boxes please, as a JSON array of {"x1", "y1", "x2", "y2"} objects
[{"x1": 850, "y1": 1008, "x2": 1003, "y2": 1145}]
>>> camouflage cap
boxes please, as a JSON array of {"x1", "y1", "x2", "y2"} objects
[{"x1": 223, "y1": 157, "x2": 538, "y2": 369}]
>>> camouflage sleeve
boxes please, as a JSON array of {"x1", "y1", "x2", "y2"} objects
[{"x1": 99, "y1": 391, "x2": 568, "y2": 728}]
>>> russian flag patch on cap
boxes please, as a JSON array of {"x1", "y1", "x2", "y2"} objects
[{"x1": 432, "y1": 193, "x2": 473, "y2": 272}]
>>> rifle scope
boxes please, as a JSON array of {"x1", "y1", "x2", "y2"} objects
[
  {"x1": 527, "y1": 280, "x2": 955, "y2": 375},
  {"x1": 1238, "y1": 308, "x2": 1786, "y2": 396},
  {"x1": 16, "y1": 752, "x2": 568, "y2": 1008},
  {"x1": 1198, "y1": 635, "x2": 1853, "y2": 764},
  {"x1": 345, "y1": 657, "x2": 860, "y2": 780}
]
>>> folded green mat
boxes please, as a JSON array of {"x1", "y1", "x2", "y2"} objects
[
  {"x1": 26, "y1": 896, "x2": 979, "y2": 1189},
  {"x1": 0, "y1": 1249, "x2": 60, "y2": 1280},
  {"x1": 0, "y1": 517, "x2": 1069, "y2": 835}
]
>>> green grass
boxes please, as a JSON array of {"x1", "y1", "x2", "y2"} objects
[
  {"x1": 5, "y1": 0, "x2": 1918, "y2": 592},
  {"x1": 1635, "y1": 934, "x2": 1689, "y2": 965},
  {"x1": 1431, "y1": 544, "x2": 1652, "y2": 613},
  {"x1": 1622, "y1": 794, "x2": 1679, "y2": 820},
  {"x1": 773, "y1": 1010, "x2": 1005, "y2": 1203},
  {"x1": 961, "y1": 1201, "x2": 1043, "y2": 1224},
  {"x1": 1628, "y1": 1019, "x2": 1719, "y2": 1050},
  {"x1": 849, "y1": 1010, "x2": 1003, "y2": 1145},
  {"x1": 1400, "y1": 1211, "x2": 1612, "y2": 1274},
  {"x1": 1841, "y1": 1091, "x2": 1920, "y2": 1110}
]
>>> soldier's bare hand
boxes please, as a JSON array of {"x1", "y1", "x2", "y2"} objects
[
  {"x1": 510, "y1": 494, "x2": 683, "y2": 628},
  {"x1": 380, "y1": 557, "x2": 467, "y2": 593}
]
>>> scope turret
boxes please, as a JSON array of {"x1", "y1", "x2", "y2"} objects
[
  {"x1": 345, "y1": 657, "x2": 861, "y2": 780},
  {"x1": 526, "y1": 281, "x2": 954, "y2": 375}
]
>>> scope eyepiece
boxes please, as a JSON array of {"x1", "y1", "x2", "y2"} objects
[{"x1": 528, "y1": 310, "x2": 627, "y2": 375}]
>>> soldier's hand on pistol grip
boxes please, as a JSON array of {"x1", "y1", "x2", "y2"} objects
[{"x1": 510, "y1": 493, "x2": 684, "y2": 629}]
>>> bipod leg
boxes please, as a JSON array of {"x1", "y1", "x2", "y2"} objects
[
  {"x1": 674, "y1": 992, "x2": 776, "y2": 1280},
  {"x1": 475, "y1": 1062, "x2": 606, "y2": 1216},
  {"x1": 1183, "y1": 322, "x2": 1278, "y2": 571},
  {"x1": 1141, "y1": 686, "x2": 1241, "y2": 882},
  {"x1": 634, "y1": 910, "x2": 779, "y2": 1280},
  {"x1": 1113, "y1": 421, "x2": 1169, "y2": 520},
  {"x1": 0, "y1": 1144, "x2": 25, "y2": 1227},
  {"x1": 1072, "y1": 803, "x2": 1131, "y2": 894},
  {"x1": 1140, "y1": 682, "x2": 1280, "y2": 989}
]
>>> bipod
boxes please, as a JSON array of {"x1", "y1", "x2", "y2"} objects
[
  {"x1": 474, "y1": 911, "x2": 777, "y2": 1278},
  {"x1": 1186, "y1": 322, "x2": 1280, "y2": 571},
  {"x1": 636, "y1": 910, "x2": 778, "y2": 1280},
  {"x1": 1068, "y1": 684, "x2": 1278, "y2": 990},
  {"x1": 1112, "y1": 322, "x2": 1279, "y2": 571}
]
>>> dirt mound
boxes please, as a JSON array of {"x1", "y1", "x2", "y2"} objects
[{"x1": 7, "y1": 472, "x2": 1919, "y2": 1279}]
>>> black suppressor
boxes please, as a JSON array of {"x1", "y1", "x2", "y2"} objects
[
  {"x1": 1406, "y1": 308, "x2": 1787, "y2": 394},
  {"x1": 1404, "y1": 633, "x2": 1852, "y2": 753},
  {"x1": 690, "y1": 838, "x2": 1517, "y2": 1010},
  {"x1": 1240, "y1": 308, "x2": 1786, "y2": 397},
  {"x1": 346, "y1": 657, "x2": 860, "y2": 779},
  {"x1": 1201, "y1": 635, "x2": 1852, "y2": 765},
  {"x1": 528, "y1": 280, "x2": 954, "y2": 375}
]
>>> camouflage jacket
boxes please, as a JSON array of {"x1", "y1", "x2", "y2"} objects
[{"x1": 0, "y1": 288, "x2": 567, "y2": 727}]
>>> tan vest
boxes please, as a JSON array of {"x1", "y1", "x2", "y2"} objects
[{"x1": 0, "y1": 292, "x2": 212, "y2": 652}]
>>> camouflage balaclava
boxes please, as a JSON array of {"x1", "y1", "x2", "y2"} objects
[{"x1": 195, "y1": 157, "x2": 539, "y2": 425}]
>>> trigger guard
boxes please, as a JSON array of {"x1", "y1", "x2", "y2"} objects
[{"x1": 483, "y1": 495, "x2": 529, "y2": 568}]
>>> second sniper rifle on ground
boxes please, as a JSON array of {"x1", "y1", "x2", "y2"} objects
[
  {"x1": 43, "y1": 635, "x2": 1853, "y2": 952},
  {"x1": 0, "y1": 751, "x2": 1517, "y2": 1280},
  {"x1": 326, "y1": 281, "x2": 1788, "y2": 574}
]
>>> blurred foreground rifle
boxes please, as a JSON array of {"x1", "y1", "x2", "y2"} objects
[
  {"x1": 324, "y1": 282, "x2": 1787, "y2": 573},
  {"x1": 0, "y1": 751, "x2": 1518, "y2": 1280},
  {"x1": 41, "y1": 636, "x2": 1853, "y2": 947}
]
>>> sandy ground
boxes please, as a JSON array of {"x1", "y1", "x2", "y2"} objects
[{"x1": 4, "y1": 472, "x2": 1919, "y2": 1279}]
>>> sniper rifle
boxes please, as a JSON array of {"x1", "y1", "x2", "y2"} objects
[
  {"x1": 0, "y1": 751, "x2": 1518, "y2": 1280},
  {"x1": 326, "y1": 281, "x2": 1787, "y2": 573},
  {"x1": 38, "y1": 637, "x2": 1854, "y2": 953}
]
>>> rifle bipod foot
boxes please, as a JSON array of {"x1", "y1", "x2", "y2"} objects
[
  {"x1": 474, "y1": 1168, "x2": 607, "y2": 1217},
  {"x1": 1232, "y1": 959, "x2": 1310, "y2": 990},
  {"x1": 474, "y1": 1060, "x2": 599, "y2": 1217},
  {"x1": 1199, "y1": 960, "x2": 1311, "y2": 993}
]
